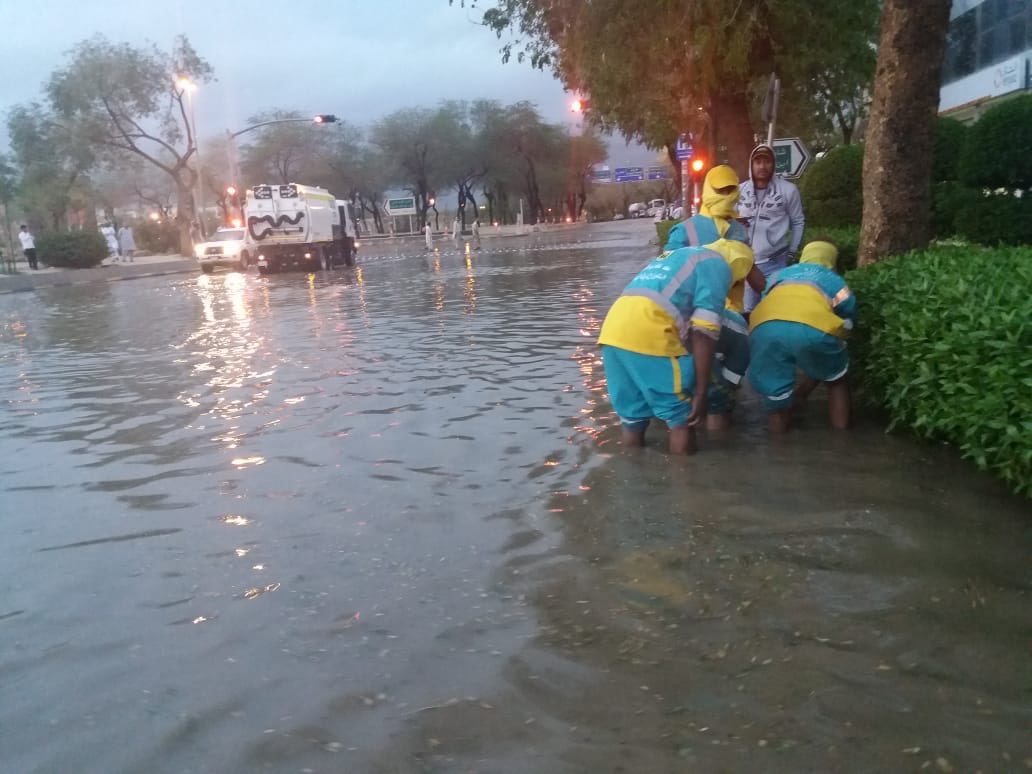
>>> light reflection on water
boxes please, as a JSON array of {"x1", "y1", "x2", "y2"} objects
[{"x1": 0, "y1": 233, "x2": 1029, "y2": 773}]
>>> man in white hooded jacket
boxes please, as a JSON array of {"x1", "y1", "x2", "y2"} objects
[{"x1": 738, "y1": 144, "x2": 805, "y2": 313}]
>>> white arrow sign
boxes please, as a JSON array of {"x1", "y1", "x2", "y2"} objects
[
  {"x1": 383, "y1": 196, "x2": 417, "y2": 216},
  {"x1": 772, "y1": 137, "x2": 812, "y2": 179}
]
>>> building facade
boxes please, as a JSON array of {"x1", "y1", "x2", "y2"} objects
[{"x1": 940, "y1": 0, "x2": 1032, "y2": 121}]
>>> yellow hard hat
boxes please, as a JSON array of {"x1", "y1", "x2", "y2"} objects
[{"x1": 704, "y1": 239, "x2": 754, "y2": 283}]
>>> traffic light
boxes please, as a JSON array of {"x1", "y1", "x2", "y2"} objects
[
  {"x1": 226, "y1": 184, "x2": 242, "y2": 226},
  {"x1": 570, "y1": 98, "x2": 591, "y2": 113},
  {"x1": 690, "y1": 157, "x2": 706, "y2": 179},
  {"x1": 312, "y1": 114, "x2": 338, "y2": 124}
]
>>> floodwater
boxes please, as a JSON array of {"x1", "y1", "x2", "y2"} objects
[{"x1": 1, "y1": 223, "x2": 1029, "y2": 774}]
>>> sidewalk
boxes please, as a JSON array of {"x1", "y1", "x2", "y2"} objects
[{"x1": 0, "y1": 253, "x2": 196, "y2": 294}]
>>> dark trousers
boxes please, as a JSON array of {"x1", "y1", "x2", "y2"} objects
[{"x1": 24, "y1": 248, "x2": 38, "y2": 269}]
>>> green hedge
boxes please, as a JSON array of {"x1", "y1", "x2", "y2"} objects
[
  {"x1": 799, "y1": 144, "x2": 865, "y2": 228},
  {"x1": 958, "y1": 94, "x2": 1032, "y2": 189},
  {"x1": 36, "y1": 231, "x2": 108, "y2": 268},
  {"x1": 847, "y1": 247, "x2": 1032, "y2": 496},
  {"x1": 655, "y1": 219, "x2": 678, "y2": 248},
  {"x1": 955, "y1": 191, "x2": 1032, "y2": 246}
]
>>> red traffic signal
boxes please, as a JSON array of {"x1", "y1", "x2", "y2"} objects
[
  {"x1": 225, "y1": 185, "x2": 237, "y2": 197},
  {"x1": 690, "y1": 158, "x2": 705, "y2": 175},
  {"x1": 312, "y1": 114, "x2": 338, "y2": 124},
  {"x1": 570, "y1": 98, "x2": 591, "y2": 113}
]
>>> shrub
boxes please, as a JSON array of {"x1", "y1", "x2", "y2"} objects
[
  {"x1": 847, "y1": 247, "x2": 1032, "y2": 496},
  {"x1": 35, "y1": 231, "x2": 108, "y2": 268},
  {"x1": 930, "y1": 180, "x2": 982, "y2": 239},
  {"x1": 799, "y1": 144, "x2": 864, "y2": 228},
  {"x1": 135, "y1": 219, "x2": 179, "y2": 255},
  {"x1": 954, "y1": 191, "x2": 1032, "y2": 246},
  {"x1": 656, "y1": 219, "x2": 678, "y2": 248},
  {"x1": 958, "y1": 94, "x2": 1032, "y2": 189},
  {"x1": 932, "y1": 117, "x2": 969, "y2": 183},
  {"x1": 802, "y1": 226, "x2": 860, "y2": 272}
]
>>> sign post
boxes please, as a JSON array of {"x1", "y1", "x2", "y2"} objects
[
  {"x1": 384, "y1": 196, "x2": 418, "y2": 234},
  {"x1": 771, "y1": 137, "x2": 812, "y2": 179}
]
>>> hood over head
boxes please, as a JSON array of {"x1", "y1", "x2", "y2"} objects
[
  {"x1": 704, "y1": 238, "x2": 754, "y2": 283},
  {"x1": 699, "y1": 164, "x2": 740, "y2": 227},
  {"x1": 799, "y1": 240, "x2": 839, "y2": 270}
]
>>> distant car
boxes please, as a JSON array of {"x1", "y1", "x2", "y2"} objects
[
  {"x1": 194, "y1": 228, "x2": 253, "y2": 273},
  {"x1": 646, "y1": 198, "x2": 667, "y2": 218},
  {"x1": 628, "y1": 202, "x2": 647, "y2": 218}
]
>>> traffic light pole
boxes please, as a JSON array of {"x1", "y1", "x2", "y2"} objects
[
  {"x1": 223, "y1": 116, "x2": 339, "y2": 206},
  {"x1": 681, "y1": 159, "x2": 689, "y2": 218}
]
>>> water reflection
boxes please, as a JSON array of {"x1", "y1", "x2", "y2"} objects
[{"x1": 0, "y1": 230, "x2": 1028, "y2": 774}]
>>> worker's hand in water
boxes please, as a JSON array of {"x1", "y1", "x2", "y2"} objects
[{"x1": 685, "y1": 395, "x2": 708, "y2": 427}]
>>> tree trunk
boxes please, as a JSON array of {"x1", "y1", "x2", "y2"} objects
[
  {"x1": 859, "y1": 0, "x2": 951, "y2": 266},
  {"x1": 711, "y1": 90, "x2": 756, "y2": 178},
  {"x1": 176, "y1": 181, "x2": 196, "y2": 256}
]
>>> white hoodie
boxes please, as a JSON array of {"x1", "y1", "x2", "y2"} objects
[{"x1": 738, "y1": 144, "x2": 805, "y2": 264}]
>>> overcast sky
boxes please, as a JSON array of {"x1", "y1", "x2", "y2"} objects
[{"x1": 0, "y1": 0, "x2": 656, "y2": 165}]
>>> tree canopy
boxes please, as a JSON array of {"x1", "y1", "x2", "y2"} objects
[{"x1": 451, "y1": 0, "x2": 878, "y2": 171}]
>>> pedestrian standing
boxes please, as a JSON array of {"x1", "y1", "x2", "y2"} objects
[
  {"x1": 452, "y1": 216, "x2": 460, "y2": 244},
  {"x1": 472, "y1": 218, "x2": 481, "y2": 251},
  {"x1": 117, "y1": 224, "x2": 136, "y2": 262},
  {"x1": 737, "y1": 144, "x2": 805, "y2": 313},
  {"x1": 100, "y1": 222, "x2": 119, "y2": 261},
  {"x1": 424, "y1": 220, "x2": 433, "y2": 251},
  {"x1": 18, "y1": 225, "x2": 38, "y2": 270}
]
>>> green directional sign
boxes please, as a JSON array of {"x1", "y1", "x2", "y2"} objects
[
  {"x1": 384, "y1": 197, "x2": 417, "y2": 215},
  {"x1": 772, "y1": 137, "x2": 812, "y2": 178}
]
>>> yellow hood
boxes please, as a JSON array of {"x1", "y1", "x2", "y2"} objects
[
  {"x1": 705, "y1": 238, "x2": 754, "y2": 283},
  {"x1": 800, "y1": 241, "x2": 839, "y2": 270},
  {"x1": 699, "y1": 165, "x2": 740, "y2": 236}
]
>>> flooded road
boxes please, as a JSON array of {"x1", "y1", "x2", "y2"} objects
[{"x1": 1, "y1": 223, "x2": 1029, "y2": 773}]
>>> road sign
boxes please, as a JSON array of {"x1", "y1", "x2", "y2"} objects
[
  {"x1": 590, "y1": 166, "x2": 611, "y2": 183},
  {"x1": 675, "y1": 134, "x2": 694, "y2": 162},
  {"x1": 647, "y1": 166, "x2": 669, "y2": 181},
  {"x1": 383, "y1": 196, "x2": 417, "y2": 216},
  {"x1": 614, "y1": 166, "x2": 645, "y2": 183},
  {"x1": 772, "y1": 137, "x2": 812, "y2": 178}
]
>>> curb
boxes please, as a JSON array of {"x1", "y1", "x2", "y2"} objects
[{"x1": 0, "y1": 261, "x2": 198, "y2": 294}]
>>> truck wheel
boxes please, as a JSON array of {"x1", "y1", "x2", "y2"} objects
[
  {"x1": 201, "y1": 264, "x2": 214, "y2": 274},
  {"x1": 343, "y1": 238, "x2": 355, "y2": 267}
]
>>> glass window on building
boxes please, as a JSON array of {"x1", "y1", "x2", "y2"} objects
[
  {"x1": 943, "y1": 0, "x2": 1031, "y2": 85},
  {"x1": 944, "y1": 9, "x2": 978, "y2": 83}
]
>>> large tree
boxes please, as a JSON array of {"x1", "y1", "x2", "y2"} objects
[
  {"x1": 371, "y1": 107, "x2": 458, "y2": 225},
  {"x1": 43, "y1": 35, "x2": 213, "y2": 254},
  {"x1": 452, "y1": 1, "x2": 877, "y2": 174},
  {"x1": 858, "y1": 0, "x2": 951, "y2": 265},
  {"x1": 239, "y1": 110, "x2": 335, "y2": 185},
  {"x1": 6, "y1": 105, "x2": 95, "y2": 231}
]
